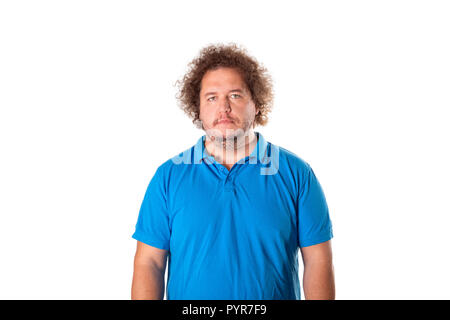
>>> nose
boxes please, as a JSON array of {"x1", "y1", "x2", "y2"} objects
[{"x1": 218, "y1": 96, "x2": 231, "y2": 113}]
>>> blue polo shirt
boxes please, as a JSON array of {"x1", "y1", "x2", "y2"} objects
[{"x1": 132, "y1": 131, "x2": 333, "y2": 300}]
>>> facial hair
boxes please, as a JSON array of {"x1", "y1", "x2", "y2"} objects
[{"x1": 204, "y1": 118, "x2": 254, "y2": 151}]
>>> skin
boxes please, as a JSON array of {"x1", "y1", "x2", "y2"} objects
[
  {"x1": 131, "y1": 241, "x2": 168, "y2": 300},
  {"x1": 300, "y1": 240, "x2": 335, "y2": 299},
  {"x1": 131, "y1": 67, "x2": 335, "y2": 300}
]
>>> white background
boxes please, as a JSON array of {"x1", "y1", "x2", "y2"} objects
[{"x1": 1, "y1": 0, "x2": 449, "y2": 299}]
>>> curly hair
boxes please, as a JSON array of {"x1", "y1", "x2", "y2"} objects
[{"x1": 175, "y1": 43, "x2": 274, "y2": 128}]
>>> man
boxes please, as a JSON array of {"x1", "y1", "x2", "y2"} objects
[{"x1": 131, "y1": 43, "x2": 335, "y2": 300}]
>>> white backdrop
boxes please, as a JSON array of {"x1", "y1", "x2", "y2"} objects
[{"x1": 1, "y1": 0, "x2": 449, "y2": 299}]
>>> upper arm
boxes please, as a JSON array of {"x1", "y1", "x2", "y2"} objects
[
  {"x1": 134, "y1": 240, "x2": 168, "y2": 272},
  {"x1": 299, "y1": 240, "x2": 333, "y2": 267},
  {"x1": 132, "y1": 166, "x2": 171, "y2": 250},
  {"x1": 297, "y1": 163, "x2": 333, "y2": 248}
]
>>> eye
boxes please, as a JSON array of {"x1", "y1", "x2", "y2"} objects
[
  {"x1": 207, "y1": 96, "x2": 216, "y2": 102},
  {"x1": 230, "y1": 93, "x2": 241, "y2": 99}
]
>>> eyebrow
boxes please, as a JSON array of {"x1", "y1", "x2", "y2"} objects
[{"x1": 203, "y1": 89, "x2": 245, "y2": 97}]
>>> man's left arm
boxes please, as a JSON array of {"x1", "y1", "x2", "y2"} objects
[{"x1": 300, "y1": 240, "x2": 335, "y2": 300}]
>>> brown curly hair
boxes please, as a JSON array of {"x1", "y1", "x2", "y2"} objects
[{"x1": 175, "y1": 43, "x2": 274, "y2": 128}]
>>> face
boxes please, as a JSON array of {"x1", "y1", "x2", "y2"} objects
[{"x1": 198, "y1": 67, "x2": 259, "y2": 141}]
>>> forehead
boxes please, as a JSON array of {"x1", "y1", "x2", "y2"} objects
[{"x1": 200, "y1": 67, "x2": 247, "y2": 91}]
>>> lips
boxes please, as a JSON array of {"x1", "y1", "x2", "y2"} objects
[{"x1": 217, "y1": 118, "x2": 234, "y2": 124}]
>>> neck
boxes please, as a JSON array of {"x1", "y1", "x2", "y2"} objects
[{"x1": 204, "y1": 130, "x2": 258, "y2": 169}]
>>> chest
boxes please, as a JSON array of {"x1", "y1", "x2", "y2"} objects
[{"x1": 167, "y1": 166, "x2": 298, "y2": 250}]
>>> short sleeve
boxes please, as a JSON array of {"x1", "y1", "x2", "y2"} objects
[
  {"x1": 132, "y1": 166, "x2": 171, "y2": 250},
  {"x1": 297, "y1": 163, "x2": 333, "y2": 248}
]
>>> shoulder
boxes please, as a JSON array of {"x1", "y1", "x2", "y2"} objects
[
  {"x1": 265, "y1": 141, "x2": 315, "y2": 193},
  {"x1": 150, "y1": 143, "x2": 197, "y2": 179},
  {"x1": 270, "y1": 142, "x2": 312, "y2": 175}
]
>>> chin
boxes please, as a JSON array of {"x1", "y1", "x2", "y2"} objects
[
  {"x1": 205, "y1": 124, "x2": 250, "y2": 139},
  {"x1": 223, "y1": 127, "x2": 250, "y2": 139}
]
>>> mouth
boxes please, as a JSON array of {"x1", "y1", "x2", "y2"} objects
[{"x1": 217, "y1": 119, "x2": 234, "y2": 124}]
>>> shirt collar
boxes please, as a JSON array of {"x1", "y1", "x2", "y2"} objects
[{"x1": 193, "y1": 131, "x2": 268, "y2": 164}]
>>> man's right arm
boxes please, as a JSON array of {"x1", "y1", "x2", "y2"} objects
[{"x1": 131, "y1": 241, "x2": 168, "y2": 300}]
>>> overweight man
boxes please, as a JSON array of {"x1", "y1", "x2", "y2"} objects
[{"x1": 131, "y1": 43, "x2": 335, "y2": 300}]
